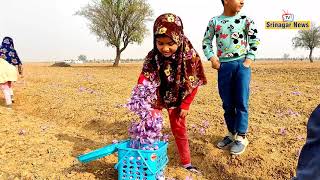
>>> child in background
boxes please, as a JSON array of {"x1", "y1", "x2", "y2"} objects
[
  {"x1": 137, "y1": 13, "x2": 207, "y2": 173},
  {"x1": 202, "y1": 0, "x2": 260, "y2": 155},
  {"x1": 0, "y1": 37, "x2": 23, "y2": 103},
  {"x1": 0, "y1": 58, "x2": 18, "y2": 109}
]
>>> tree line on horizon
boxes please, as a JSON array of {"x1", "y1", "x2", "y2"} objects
[{"x1": 77, "y1": 0, "x2": 320, "y2": 65}]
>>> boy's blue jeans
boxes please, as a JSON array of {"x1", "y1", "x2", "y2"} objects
[
  {"x1": 294, "y1": 104, "x2": 320, "y2": 179},
  {"x1": 218, "y1": 59, "x2": 251, "y2": 135}
]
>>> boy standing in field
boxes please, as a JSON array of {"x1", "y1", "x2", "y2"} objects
[{"x1": 202, "y1": 0, "x2": 259, "y2": 155}]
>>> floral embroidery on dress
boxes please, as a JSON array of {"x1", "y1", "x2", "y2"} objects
[
  {"x1": 189, "y1": 76, "x2": 195, "y2": 82},
  {"x1": 171, "y1": 32, "x2": 180, "y2": 45},
  {"x1": 166, "y1": 14, "x2": 175, "y2": 23},
  {"x1": 0, "y1": 37, "x2": 22, "y2": 65},
  {"x1": 157, "y1": 27, "x2": 167, "y2": 34},
  {"x1": 164, "y1": 65, "x2": 172, "y2": 76}
]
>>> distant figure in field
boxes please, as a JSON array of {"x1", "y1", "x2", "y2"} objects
[
  {"x1": 293, "y1": 104, "x2": 320, "y2": 179},
  {"x1": 0, "y1": 58, "x2": 17, "y2": 109},
  {"x1": 0, "y1": 37, "x2": 23, "y2": 104}
]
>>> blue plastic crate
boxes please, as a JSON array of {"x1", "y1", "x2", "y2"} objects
[
  {"x1": 77, "y1": 140, "x2": 129, "y2": 163},
  {"x1": 115, "y1": 141, "x2": 168, "y2": 180}
]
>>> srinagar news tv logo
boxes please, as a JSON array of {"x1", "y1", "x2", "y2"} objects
[{"x1": 265, "y1": 10, "x2": 310, "y2": 30}]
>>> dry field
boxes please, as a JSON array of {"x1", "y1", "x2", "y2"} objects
[{"x1": 0, "y1": 61, "x2": 319, "y2": 180}]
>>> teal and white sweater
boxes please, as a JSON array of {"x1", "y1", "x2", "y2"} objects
[{"x1": 202, "y1": 13, "x2": 260, "y2": 62}]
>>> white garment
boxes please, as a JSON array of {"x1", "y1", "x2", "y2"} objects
[
  {"x1": 2, "y1": 88, "x2": 12, "y2": 105},
  {"x1": 0, "y1": 58, "x2": 17, "y2": 83},
  {"x1": 9, "y1": 88, "x2": 13, "y2": 96}
]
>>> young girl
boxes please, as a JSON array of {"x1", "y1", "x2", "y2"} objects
[
  {"x1": 0, "y1": 37, "x2": 23, "y2": 102},
  {"x1": 0, "y1": 58, "x2": 18, "y2": 109},
  {"x1": 137, "y1": 13, "x2": 207, "y2": 172}
]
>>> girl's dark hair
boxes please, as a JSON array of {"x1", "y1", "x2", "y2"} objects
[
  {"x1": 155, "y1": 34, "x2": 169, "y2": 39},
  {"x1": 221, "y1": 0, "x2": 224, "y2": 5}
]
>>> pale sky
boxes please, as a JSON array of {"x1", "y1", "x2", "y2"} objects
[{"x1": 1, "y1": 0, "x2": 319, "y2": 61}]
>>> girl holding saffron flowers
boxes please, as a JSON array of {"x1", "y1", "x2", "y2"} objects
[{"x1": 131, "y1": 13, "x2": 207, "y2": 173}]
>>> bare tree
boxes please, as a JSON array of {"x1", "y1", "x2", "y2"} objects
[
  {"x1": 78, "y1": 54, "x2": 87, "y2": 62},
  {"x1": 77, "y1": 0, "x2": 153, "y2": 66},
  {"x1": 283, "y1": 53, "x2": 290, "y2": 60},
  {"x1": 292, "y1": 23, "x2": 320, "y2": 63}
]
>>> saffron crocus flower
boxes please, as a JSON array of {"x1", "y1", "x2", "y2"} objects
[
  {"x1": 291, "y1": 91, "x2": 301, "y2": 96},
  {"x1": 287, "y1": 109, "x2": 300, "y2": 117},
  {"x1": 199, "y1": 128, "x2": 205, "y2": 135},
  {"x1": 126, "y1": 79, "x2": 167, "y2": 150},
  {"x1": 162, "y1": 135, "x2": 169, "y2": 142},
  {"x1": 297, "y1": 135, "x2": 304, "y2": 141},
  {"x1": 279, "y1": 128, "x2": 287, "y2": 136},
  {"x1": 203, "y1": 120, "x2": 209, "y2": 128},
  {"x1": 79, "y1": 86, "x2": 85, "y2": 92}
]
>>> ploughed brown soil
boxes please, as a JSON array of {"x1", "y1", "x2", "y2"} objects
[{"x1": 1, "y1": 61, "x2": 319, "y2": 180}]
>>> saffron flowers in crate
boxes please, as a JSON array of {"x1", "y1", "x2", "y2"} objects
[{"x1": 126, "y1": 79, "x2": 168, "y2": 150}]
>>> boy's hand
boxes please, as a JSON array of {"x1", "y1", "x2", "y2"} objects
[
  {"x1": 243, "y1": 59, "x2": 253, "y2": 68},
  {"x1": 180, "y1": 109, "x2": 189, "y2": 118},
  {"x1": 210, "y1": 56, "x2": 220, "y2": 70}
]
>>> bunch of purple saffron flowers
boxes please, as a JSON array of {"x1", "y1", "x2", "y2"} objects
[{"x1": 126, "y1": 80, "x2": 168, "y2": 150}]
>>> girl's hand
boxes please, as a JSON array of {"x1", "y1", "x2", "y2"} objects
[
  {"x1": 150, "y1": 109, "x2": 161, "y2": 117},
  {"x1": 180, "y1": 109, "x2": 189, "y2": 118}
]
